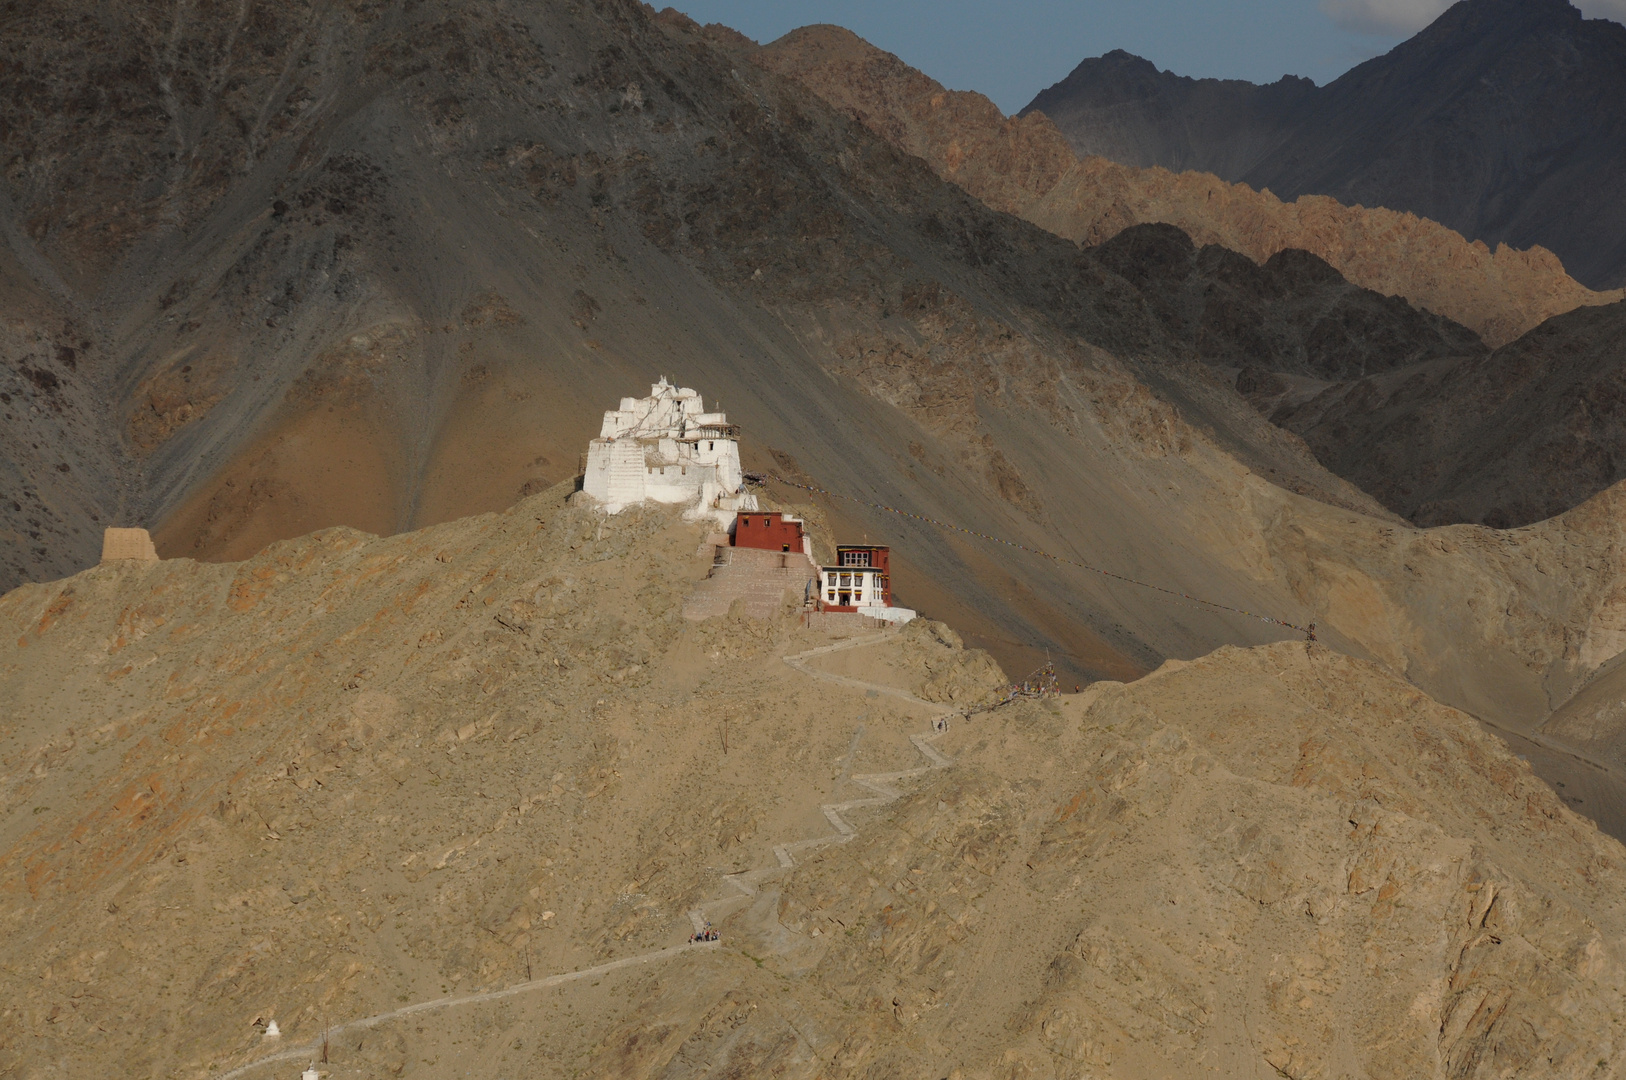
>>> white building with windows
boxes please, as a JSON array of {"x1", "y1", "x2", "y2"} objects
[
  {"x1": 581, "y1": 378, "x2": 758, "y2": 527},
  {"x1": 820, "y1": 566, "x2": 888, "y2": 608},
  {"x1": 817, "y1": 544, "x2": 915, "y2": 623}
]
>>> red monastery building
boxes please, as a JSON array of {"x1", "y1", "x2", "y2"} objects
[
  {"x1": 702, "y1": 510, "x2": 916, "y2": 625},
  {"x1": 732, "y1": 511, "x2": 811, "y2": 556}
]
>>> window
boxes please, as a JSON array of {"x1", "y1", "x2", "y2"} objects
[{"x1": 840, "y1": 550, "x2": 871, "y2": 567}]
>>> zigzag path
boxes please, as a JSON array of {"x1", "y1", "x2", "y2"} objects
[{"x1": 218, "y1": 629, "x2": 958, "y2": 1080}]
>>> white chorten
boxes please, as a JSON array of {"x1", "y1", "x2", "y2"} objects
[{"x1": 581, "y1": 378, "x2": 758, "y2": 527}]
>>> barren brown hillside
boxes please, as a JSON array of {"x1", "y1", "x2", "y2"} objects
[
  {"x1": 3, "y1": 491, "x2": 1624, "y2": 1079},
  {"x1": 755, "y1": 24, "x2": 1623, "y2": 348},
  {"x1": 8, "y1": 5, "x2": 1626, "y2": 1079}
]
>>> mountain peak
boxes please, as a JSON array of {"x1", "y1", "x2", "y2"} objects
[{"x1": 1023, "y1": 0, "x2": 1626, "y2": 288}]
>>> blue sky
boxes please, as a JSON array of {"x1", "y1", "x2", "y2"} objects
[{"x1": 669, "y1": 0, "x2": 1625, "y2": 113}]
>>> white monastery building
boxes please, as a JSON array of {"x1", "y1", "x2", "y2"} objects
[{"x1": 582, "y1": 378, "x2": 758, "y2": 527}]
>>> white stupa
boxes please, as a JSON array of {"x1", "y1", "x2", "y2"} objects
[{"x1": 580, "y1": 378, "x2": 758, "y2": 527}]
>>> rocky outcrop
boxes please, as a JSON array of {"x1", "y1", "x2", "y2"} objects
[
  {"x1": 728, "y1": 644, "x2": 1626, "y2": 1079},
  {"x1": 757, "y1": 23, "x2": 1622, "y2": 348},
  {"x1": 1023, "y1": 0, "x2": 1626, "y2": 290},
  {"x1": 1275, "y1": 299, "x2": 1626, "y2": 528}
]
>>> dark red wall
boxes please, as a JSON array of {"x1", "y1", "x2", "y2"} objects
[
  {"x1": 734, "y1": 512, "x2": 805, "y2": 552},
  {"x1": 837, "y1": 545, "x2": 890, "y2": 577}
]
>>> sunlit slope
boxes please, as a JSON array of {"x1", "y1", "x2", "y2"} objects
[{"x1": 3, "y1": 494, "x2": 1623, "y2": 1078}]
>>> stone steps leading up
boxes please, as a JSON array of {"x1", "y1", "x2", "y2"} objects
[{"x1": 682, "y1": 546, "x2": 817, "y2": 620}]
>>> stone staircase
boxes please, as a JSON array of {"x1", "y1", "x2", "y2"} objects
[{"x1": 682, "y1": 545, "x2": 817, "y2": 620}]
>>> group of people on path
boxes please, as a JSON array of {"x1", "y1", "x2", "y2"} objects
[{"x1": 689, "y1": 927, "x2": 719, "y2": 943}]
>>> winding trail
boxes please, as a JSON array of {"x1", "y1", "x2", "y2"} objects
[
  {"x1": 690, "y1": 632, "x2": 953, "y2": 931},
  {"x1": 216, "y1": 943, "x2": 721, "y2": 1080},
  {"x1": 216, "y1": 630, "x2": 956, "y2": 1079}
]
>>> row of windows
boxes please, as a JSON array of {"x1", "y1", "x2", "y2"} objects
[
  {"x1": 824, "y1": 571, "x2": 882, "y2": 587},
  {"x1": 839, "y1": 550, "x2": 873, "y2": 567}
]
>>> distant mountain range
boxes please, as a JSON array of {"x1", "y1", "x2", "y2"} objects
[
  {"x1": 760, "y1": 23, "x2": 1626, "y2": 530},
  {"x1": 757, "y1": 24, "x2": 1619, "y2": 351},
  {"x1": 1022, "y1": 0, "x2": 1626, "y2": 290}
]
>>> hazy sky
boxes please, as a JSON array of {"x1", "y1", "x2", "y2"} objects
[{"x1": 671, "y1": 0, "x2": 1626, "y2": 113}]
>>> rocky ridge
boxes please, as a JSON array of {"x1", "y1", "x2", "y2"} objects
[
  {"x1": 3, "y1": 490, "x2": 1625, "y2": 1079},
  {"x1": 1022, "y1": 0, "x2": 1626, "y2": 290},
  {"x1": 754, "y1": 23, "x2": 1622, "y2": 349}
]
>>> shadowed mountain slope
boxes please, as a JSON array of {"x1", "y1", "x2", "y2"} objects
[
  {"x1": 1023, "y1": 0, "x2": 1626, "y2": 289},
  {"x1": 757, "y1": 22, "x2": 1621, "y2": 349},
  {"x1": 755, "y1": 23, "x2": 1626, "y2": 535},
  {"x1": 1086, "y1": 224, "x2": 1481, "y2": 381},
  {"x1": 1270, "y1": 299, "x2": 1626, "y2": 528}
]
